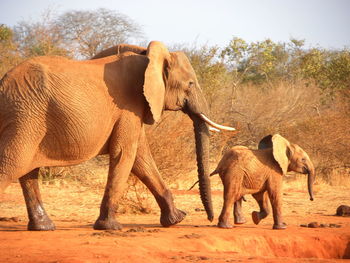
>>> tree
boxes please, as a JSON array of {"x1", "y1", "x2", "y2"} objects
[
  {"x1": 183, "y1": 44, "x2": 228, "y2": 109},
  {"x1": 56, "y1": 8, "x2": 144, "y2": 58},
  {"x1": 13, "y1": 10, "x2": 70, "y2": 58},
  {"x1": 0, "y1": 24, "x2": 21, "y2": 77},
  {"x1": 220, "y1": 37, "x2": 251, "y2": 109},
  {"x1": 318, "y1": 50, "x2": 350, "y2": 96},
  {"x1": 0, "y1": 24, "x2": 13, "y2": 42}
]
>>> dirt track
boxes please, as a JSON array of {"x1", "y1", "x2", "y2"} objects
[{"x1": 1, "y1": 179, "x2": 350, "y2": 263}]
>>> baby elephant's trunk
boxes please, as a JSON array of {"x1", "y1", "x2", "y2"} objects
[{"x1": 307, "y1": 167, "x2": 315, "y2": 201}]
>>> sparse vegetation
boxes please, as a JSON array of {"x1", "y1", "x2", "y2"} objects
[{"x1": 0, "y1": 9, "x2": 349, "y2": 213}]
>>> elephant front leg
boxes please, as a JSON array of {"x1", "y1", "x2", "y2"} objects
[
  {"x1": 251, "y1": 191, "x2": 270, "y2": 225},
  {"x1": 267, "y1": 179, "x2": 286, "y2": 230},
  {"x1": 19, "y1": 169, "x2": 55, "y2": 231},
  {"x1": 94, "y1": 123, "x2": 140, "y2": 230},
  {"x1": 132, "y1": 128, "x2": 186, "y2": 227},
  {"x1": 233, "y1": 197, "x2": 246, "y2": 224}
]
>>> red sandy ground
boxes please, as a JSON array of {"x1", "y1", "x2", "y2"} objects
[{"x1": 0, "y1": 177, "x2": 349, "y2": 263}]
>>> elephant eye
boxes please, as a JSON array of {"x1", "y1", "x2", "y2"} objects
[
  {"x1": 301, "y1": 158, "x2": 306, "y2": 163},
  {"x1": 189, "y1": 81, "x2": 195, "y2": 88}
]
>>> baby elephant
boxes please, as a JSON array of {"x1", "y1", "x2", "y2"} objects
[{"x1": 212, "y1": 134, "x2": 315, "y2": 230}]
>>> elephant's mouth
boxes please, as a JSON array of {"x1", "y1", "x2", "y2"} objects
[
  {"x1": 302, "y1": 166, "x2": 310, "y2": 174},
  {"x1": 182, "y1": 99, "x2": 235, "y2": 132}
]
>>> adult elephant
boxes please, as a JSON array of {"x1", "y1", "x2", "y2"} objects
[{"x1": 0, "y1": 41, "x2": 234, "y2": 231}]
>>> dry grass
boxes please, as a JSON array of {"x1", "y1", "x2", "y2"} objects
[
  {"x1": 144, "y1": 80, "x2": 349, "y2": 186},
  {"x1": 34, "y1": 80, "x2": 349, "y2": 214}
]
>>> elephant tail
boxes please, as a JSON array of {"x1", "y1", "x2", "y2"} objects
[
  {"x1": 210, "y1": 169, "x2": 219, "y2": 176},
  {"x1": 188, "y1": 169, "x2": 218, "y2": 191}
]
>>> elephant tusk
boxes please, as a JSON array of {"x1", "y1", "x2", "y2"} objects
[
  {"x1": 199, "y1": 113, "x2": 236, "y2": 131},
  {"x1": 209, "y1": 126, "x2": 220, "y2": 132}
]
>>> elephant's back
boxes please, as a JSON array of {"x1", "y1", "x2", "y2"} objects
[
  {"x1": 0, "y1": 56, "x2": 117, "y2": 167},
  {"x1": 0, "y1": 59, "x2": 52, "y2": 103},
  {"x1": 222, "y1": 147, "x2": 263, "y2": 173}
]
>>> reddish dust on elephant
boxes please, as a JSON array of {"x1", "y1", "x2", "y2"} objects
[
  {"x1": 211, "y1": 134, "x2": 315, "y2": 230},
  {"x1": 0, "y1": 42, "x2": 235, "y2": 232},
  {"x1": 0, "y1": 41, "x2": 349, "y2": 262}
]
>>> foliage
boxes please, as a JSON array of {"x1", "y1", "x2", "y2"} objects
[
  {"x1": 1, "y1": 10, "x2": 349, "y2": 188},
  {"x1": 317, "y1": 51, "x2": 350, "y2": 95},
  {"x1": 182, "y1": 45, "x2": 228, "y2": 109},
  {"x1": 0, "y1": 24, "x2": 13, "y2": 41},
  {"x1": 0, "y1": 8, "x2": 144, "y2": 75},
  {"x1": 221, "y1": 37, "x2": 289, "y2": 84},
  {"x1": 13, "y1": 10, "x2": 70, "y2": 58},
  {"x1": 56, "y1": 8, "x2": 143, "y2": 58},
  {"x1": 0, "y1": 25, "x2": 21, "y2": 77}
]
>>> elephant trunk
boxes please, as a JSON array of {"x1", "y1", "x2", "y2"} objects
[
  {"x1": 191, "y1": 115, "x2": 214, "y2": 222},
  {"x1": 307, "y1": 166, "x2": 315, "y2": 201}
]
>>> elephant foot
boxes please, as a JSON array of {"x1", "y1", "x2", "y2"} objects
[
  {"x1": 252, "y1": 211, "x2": 261, "y2": 225},
  {"x1": 28, "y1": 218, "x2": 56, "y2": 231},
  {"x1": 272, "y1": 222, "x2": 287, "y2": 230},
  {"x1": 234, "y1": 215, "x2": 246, "y2": 225},
  {"x1": 217, "y1": 221, "x2": 234, "y2": 229},
  {"x1": 160, "y1": 208, "x2": 186, "y2": 227},
  {"x1": 93, "y1": 218, "x2": 123, "y2": 230}
]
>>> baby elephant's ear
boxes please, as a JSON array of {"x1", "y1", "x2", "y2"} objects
[
  {"x1": 258, "y1": 135, "x2": 273, "y2": 149},
  {"x1": 271, "y1": 134, "x2": 291, "y2": 175}
]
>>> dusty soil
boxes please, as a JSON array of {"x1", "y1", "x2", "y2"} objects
[{"x1": 1, "y1": 176, "x2": 350, "y2": 263}]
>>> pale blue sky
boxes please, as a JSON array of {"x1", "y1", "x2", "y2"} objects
[{"x1": 1, "y1": 0, "x2": 350, "y2": 49}]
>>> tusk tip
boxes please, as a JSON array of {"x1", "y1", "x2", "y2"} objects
[
  {"x1": 209, "y1": 127, "x2": 220, "y2": 132},
  {"x1": 199, "y1": 113, "x2": 236, "y2": 132}
]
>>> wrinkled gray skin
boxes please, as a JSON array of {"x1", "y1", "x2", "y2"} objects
[
  {"x1": 0, "y1": 41, "x2": 222, "y2": 231},
  {"x1": 212, "y1": 134, "x2": 315, "y2": 230}
]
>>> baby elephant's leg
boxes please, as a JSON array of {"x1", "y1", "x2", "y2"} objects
[
  {"x1": 233, "y1": 197, "x2": 246, "y2": 224},
  {"x1": 218, "y1": 177, "x2": 241, "y2": 228},
  {"x1": 252, "y1": 191, "x2": 270, "y2": 225}
]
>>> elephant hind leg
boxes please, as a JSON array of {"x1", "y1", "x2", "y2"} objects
[
  {"x1": 0, "y1": 130, "x2": 43, "y2": 193},
  {"x1": 0, "y1": 175, "x2": 12, "y2": 194},
  {"x1": 233, "y1": 197, "x2": 247, "y2": 224},
  {"x1": 132, "y1": 128, "x2": 185, "y2": 227},
  {"x1": 0, "y1": 153, "x2": 32, "y2": 193},
  {"x1": 218, "y1": 176, "x2": 241, "y2": 228},
  {"x1": 251, "y1": 191, "x2": 270, "y2": 225},
  {"x1": 19, "y1": 169, "x2": 55, "y2": 231}
]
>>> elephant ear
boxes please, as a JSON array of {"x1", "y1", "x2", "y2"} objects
[
  {"x1": 271, "y1": 134, "x2": 291, "y2": 175},
  {"x1": 258, "y1": 134, "x2": 273, "y2": 149},
  {"x1": 143, "y1": 41, "x2": 171, "y2": 124}
]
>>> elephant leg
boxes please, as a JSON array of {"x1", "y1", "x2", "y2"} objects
[
  {"x1": 19, "y1": 168, "x2": 55, "y2": 231},
  {"x1": 218, "y1": 178, "x2": 240, "y2": 228},
  {"x1": 0, "y1": 176, "x2": 12, "y2": 194},
  {"x1": 0, "y1": 135, "x2": 38, "y2": 193},
  {"x1": 267, "y1": 179, "x2": 286, "y2": 230},
  {"x1": 233, "y1": 197, "x2": 246, "y2": 224},
  {"x1": 94, "y1": 120, "x2": 141, "y2": 230},
  {"x1": 132, "y1": 128, "x2": 186, "y2": 227},
  {"x1": 251, "y1": 191, "x2": 270, "y2": 225}
]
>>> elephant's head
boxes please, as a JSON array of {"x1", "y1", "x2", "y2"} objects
[
  {"x1": 144, "y1": 41, "x2": 237, "y2": 221},
  {"x1": 259, "y1": 134, "x2": 315, "y2": 201},
  {"x1": 93, "y1": 41, "x2": 235, "y2": 221}
]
